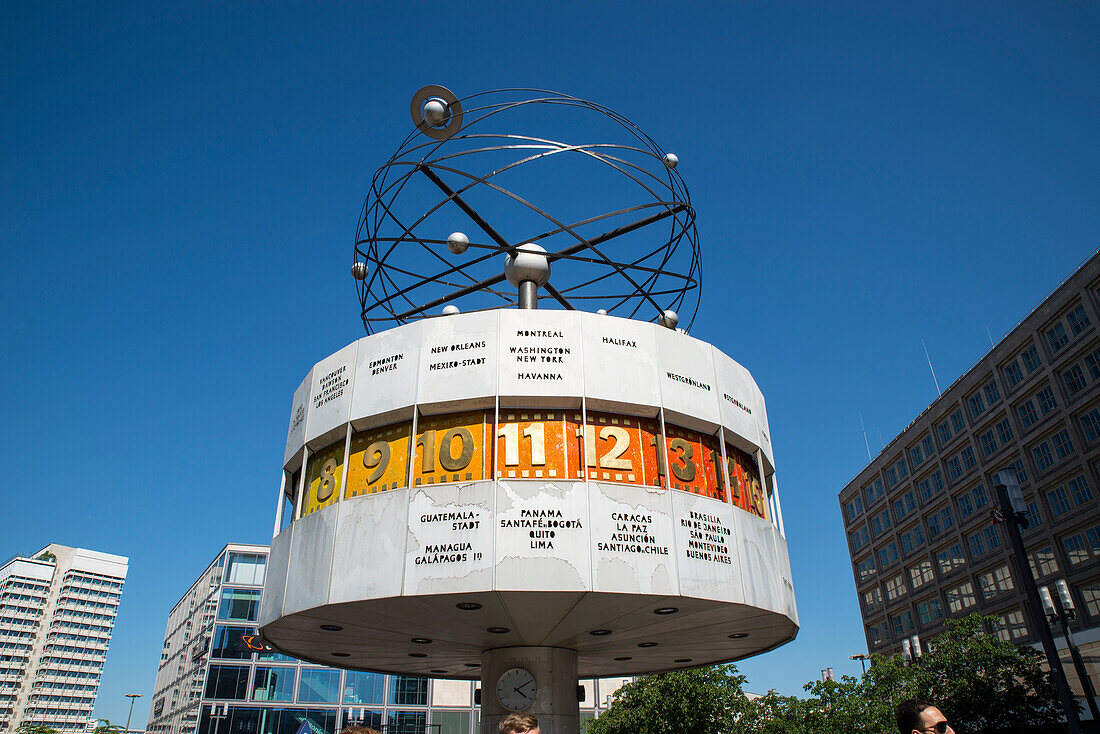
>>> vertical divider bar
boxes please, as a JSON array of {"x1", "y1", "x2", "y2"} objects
[
  {"x1": 339, "y1": 423, "x2": 353, "y2": 500},
  {"x1": 770, "y1": 473, "x2": 786, "y2": 536},
  {"x1": 295, "y1": 447, "x2": 310, "y2": 520},
  {"x1": 272, "y1": 472, "x2": 287, "y2": 539}
]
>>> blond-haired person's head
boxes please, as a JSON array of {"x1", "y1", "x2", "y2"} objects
[{"x1": 499, "y1": 712, "x2": 539, "y2": 733}]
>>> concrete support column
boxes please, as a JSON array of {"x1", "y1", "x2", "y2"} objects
[{"x1": 480, "y1": 646, "x2": 579, "y2": 734}]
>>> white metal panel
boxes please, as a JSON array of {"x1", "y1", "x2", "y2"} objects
[
  {"x1": 284, "y1": 370, "x2": 312, "y2": 467},
  {"x1": 494, "y1": 480, "x2": 591, "y2": 591},
  {"x1": 734, "y1": 511, "x2": 784, "y2": 615},
  {"x1": 404, "y1": 481, "x2": 495, "y2": 595},
  {"x1": 259, "y1": 528, "x2": 292, "y2": 627},
  {"x1": 670, "y1": 491, "x2": 745, "y2": 604},
  {"x1": 589, "y1": 482, "x2": 677, "y2": 596},
  {"x1": 283, "y1": 506, "x2": 337, "y2": 615},
  {"x1": 711, "y1": 348, "x2": 762, "y2": 452},
  {"x1": 329, "y1": 490, "x2": 408, "y2": 603},
  {"x1": 350, "y1": 322, "x2": 421, "y2": 426},
  {"x1": 497, "y1": 310, "x2": 584, "y2": 402},
  {"x1": 655, "y1": 329, "x2": 721, "y2": 432},
  {"x1": 579, "y1": 312, "x2": 661, "y2": 412},
  {"x1": 417, "y1": 311, "x2": 499, "y2": 410},
  {"x1": 304, "y1": 341, "x2": 358, "y2": 447}
]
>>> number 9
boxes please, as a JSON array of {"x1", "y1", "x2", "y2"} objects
[{"x1": 363, "y1": 441, "x2": 390, "y2": 485}]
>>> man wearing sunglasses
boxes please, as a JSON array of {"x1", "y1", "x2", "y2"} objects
[{"x1": 897, "y1": 699, "x2": 955, "y2": 734}]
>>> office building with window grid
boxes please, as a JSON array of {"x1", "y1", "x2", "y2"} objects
[
  {"x1": 146, "y1": 544, "x2": 628, "y2": 734},
  {"x1": 839, "y1": 251, "x2": 1100, "y2": 703},
  {"x1": 0, "y1": 544, "x2": 128, "y2": 734}
]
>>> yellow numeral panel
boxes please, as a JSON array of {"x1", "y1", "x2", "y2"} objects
[
  {"x1": 301, "y1": 440, "x2": 345, "y2": 517},
  {"x1": 346, "y1": 421, "x2": 412, "y2": 497},
  {"x1": 413, "y1": 411, "x2": 492, "y2": 486}
]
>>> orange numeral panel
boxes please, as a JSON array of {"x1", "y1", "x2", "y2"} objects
[
  {"x1": 345, "y1": 421, "x2": 412, "y2": 497},
  {"x1": 580, "y1": 412, "x2": 663, "y2": 487},
  {"x1": 413, "y1": 411, "x2": 492, "y2": 486},
  {"x1": 727, "y1": 443, "x2": 767, "y2": 519},
  {"x1": 664, "y1": 424, "x2": 720, "y2": 498},
  {"x1": 495, "y1": 409, "x2": 577, "y2": 481}
]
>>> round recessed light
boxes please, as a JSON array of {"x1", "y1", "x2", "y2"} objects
[
  {"x1": 431, "y1": 669, "x2": 448, "y2": 675},
  {"x1": 487, "y1": 627, "x2": 510, "y2": 634},
  {"x1": 589, "y1": 629, "x2": 612, "y2": 636},
  {"x1": 320, "y1": 624, "x2": 343, "y2": 631},
  {"x1": 464, "y1": 663, "x2": 481, "y2": 668},
  {"x1": 637, "y1": 642, "x2": 658, "y2": 648},
  {"x1": 613, "y1": 656, "x2": 632, "y2": 661},
  {"x1": 653, "y1": 607, "x2": 679, "y2": 615},
  {"x1": 411, "y1": 638, "x2": 432, "y2": 644},
  {"x1": 408, "y1": 652, "x2": 428, "y2": 658},
  {"x1": 331, "y1": 652, "x2": 350, "y2": 657},
  {"x1": 728, "y1": 633, "x2": 749, "y2": 639},
  {"x1": 456, "y1": 602, "x2": 482, "y2": 611},
  {"x1": 675, "y1": 658, "x2": 693, "y2": 663}
]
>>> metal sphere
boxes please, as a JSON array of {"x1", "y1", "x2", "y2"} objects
[
  {"x1": 504, "y1": 243, "x2": 551, "y2": 287},
  {"x1": 659, "y1": 310, "x2": 679, "y2": 329},
  {"x1": 596, "y1": 309, "x2": 608, "y2": 315},
  {"x1": 447, "y1": 232, "x2": 470, "y2": 255},
  {"x1": 663, "y1": 153, "x2": 678, "y2": 169},
  {"x1": 441, "y1": 305, "x2": 460, "y2": 315},
  {"x1": 422, "y1": 99, "x2": 448, "y2": 127},
  {"x1": 352, "y1": 261, "x2": 369, "y2": 280}
]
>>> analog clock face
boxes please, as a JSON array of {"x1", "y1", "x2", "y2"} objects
[{"x1": 495, "y1": 667, "x2": 536, "y2": 711}]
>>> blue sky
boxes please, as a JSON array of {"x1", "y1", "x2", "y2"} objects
[{"x1": 2, "y1": 1, "x2": 1098, "y2": 725}]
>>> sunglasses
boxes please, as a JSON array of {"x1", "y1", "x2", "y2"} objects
[{"x1": 922, "y1": 722, "x2": 950, "y2": 734}]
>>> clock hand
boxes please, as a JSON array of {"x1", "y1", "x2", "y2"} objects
[{"x1": 516, "y1": 681, "x2": 534, "y2": 694}]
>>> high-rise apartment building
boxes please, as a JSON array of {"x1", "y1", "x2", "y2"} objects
[
  {"x1": 146, "y1": 544, "x2": 628, "y2": 734},
  {"x1": 0, "y1": 544, "x2": 129, "y2": 734},
  {"x1": 839, "y1": 252, "x2": 1100, "y2": 702}
]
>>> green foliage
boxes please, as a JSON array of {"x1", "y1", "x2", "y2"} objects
[
  {"x1": 34, "y1": 551, "x2": 56, "y2": 562},
  {"x1": 587, "y1": 615, "x2": 1061, "y2": 734},
  {"x1": 585, "y1": 665, "x2": 749, "y2": 734},
  {"x1": 94, "y1": 721, "x2": 126, "y2": 734}
]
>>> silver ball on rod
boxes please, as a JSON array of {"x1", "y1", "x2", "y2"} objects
[
  {"x1": 659, "y1": 309, "x2": 679, "y2": 329},
  {"x1": 662, "y1": 153, "x2": 678, "y2": 169},
  {"x1": 423, "y1": 99, "x2": 448, "y2": 127},
  {"x1": 447, "y1": 232, "x2": 470, "y2": 255},
  {"x1": 352, "y1": 262, "x2": 369, "y2": 280}
]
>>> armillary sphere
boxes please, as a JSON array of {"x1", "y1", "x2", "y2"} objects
[{"x1": 353, "y1": 85, "x2": 700, "y2": 335}]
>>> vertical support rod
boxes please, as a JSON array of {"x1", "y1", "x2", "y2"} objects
[
  {"x1": 1055, "y1": 597, "x2": 1100, "y2": 722},
  {"x1": 518, "y1": 280, "x2": 539, "y2": 309},
  {"x1": 994, "y1": 475, "x2": 1083, "y2": 733}
]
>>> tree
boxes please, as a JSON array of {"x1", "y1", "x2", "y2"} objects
[
  {"x1": 16, "y1": 725, "x2": 59, "y2": 734},
  {"x1": 94, "y1": 721, "x2": 126, "y2": 734},
  {"x1": 585, "y1": 665, "x2": 750, "y2": 734}
]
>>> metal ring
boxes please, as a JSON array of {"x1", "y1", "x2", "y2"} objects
[{"x1": 409, "y1": 85, "x2": 463, "y2": 140}]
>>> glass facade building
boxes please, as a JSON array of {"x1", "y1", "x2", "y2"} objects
[
  {"x1": 839, "y1": 252, "x2": 1100, "y2": 706},
  {"x1": 146, "y1": 544, "x2": 629, "y2": 734},
  {"x1": 0, "y1": 544, "x2": 128, "y2": 734}
]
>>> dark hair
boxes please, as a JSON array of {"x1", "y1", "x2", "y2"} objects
[{"x1": 896, "y1": 699, "x2": 935, "y2": 734}]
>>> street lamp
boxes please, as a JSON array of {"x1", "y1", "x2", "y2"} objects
[
  {"x1": 901, "y1": 635, "x2": 921, "y2": 665},
  {"x1": 994, "y1": 469, "x2": 1083, "y2": 734},
  {"x1": 1039, "y1": 580, "x2": 1100, "y2": 722},
  {"x1": 850, "y1": 653, "x2": 870, "y2": 675},
  {"x1": 124, "y1": 694, "x2": 142, "y2": 734},
  {"x1": 820, "y1": 667, "x2": 835, "y2": 682}
]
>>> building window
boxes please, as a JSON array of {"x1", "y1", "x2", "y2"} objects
[
  {"x1": 951, "y1": 410, "x2": 965, "y2": 433},
  {"x1": 886, "y1": 466, "x2": 899, "y2": 488},
  {"x1": 958, "y1": 492, "x2": 975, "y2": 519},
  {"x1": 1032, "y1": 442, "x2": 1054, "y2": 472},
  {"x1": 891, "y1": 610, "x2": 915, "y2": 637},
  {"x1": 947, "y1": 456, "x2": 962, "y2": 480},
  {"x1": 871, "y1": 509, "x2": 892, "y2": 537},
  {"x1": 961, "y1": 446, "x2": 976, "y2": 471},
  {"x1": 922, "y1": 435, "x2": 935, "y2": 459},
  {"x1": 878, "y1": 542, "x2": 899, "y2": 568},
  {"x1": 909, "y1": 560, "x2": 934, "y2": 590},
  {"x1": 1028, "y1": 546, "x2": 1059, "y2": 578},
  {"x1": 343, "y1": 671, "x2": 386, "y2": 706},
  {"x1": 979, "y1": 429, "x2": 998, "y2": 457},
  {"x1": 936, "y1": 543, "x2": 965, "y2": 575},
  {"x1": 1082, "y1": 585, "x2": 1100, "y2": 619},
  {"x1": 917, "y1": 598, "x2": 945, "y2": 625},
  {"x1": 1048, "y1": 486, "x2": 1071, "y2": 517},
  {"x1": 1005, "y1": 360, "x2": 1024, "y2": 388},
  {"x1": 1087, "y1": 524, "x2": 1100, "y2": 556},
  {"x1": 984, "y1": 379, "x2": 1001, "y2": 405},
  {"x1": 931, "y1": 470, "x2": 945, "y2": 493},
  {"x1": 864, "y1": 478, "x2": 885, "y2": 506},
  {"x1": 845, "y1": 495, "x2": 864, "y2": 522},
  {"x1": 857, "y1": 557, "x2": 877, "y2": 582},
  {"x1": 1063, "y1": 534, "x2": 1090, "y2": 565},
  {"x1": 1018, "y1": 400, "x2": 1039, "y2": 430},
  {"x1": 850, "y1": 526, "x2": 869, "y2": 550},
  {"x1": 389, "y1": 675, "x2": 429, "y2": 706},
  {"x1": 1047, "y1": 322, "x2": 1070, "y2": 354},
  {"x1": 1085, "y1": 347, "x2": 1100, "y2": 380},
  {"x1": 938, "y1": 419, "x2": 953, "y2": 444},
  {"x1": 1068, "y1": 474, "x2": 1093, "y2": 505},
  {"x1": 946, "y1": 581, "x2": 977, "y2": 613},
  {"x1": 211, "y1": 626, "x2": 255, "y2": 660},
  {"x1": 225, "y1": 552, "x2": 266, "y2": 585},
  {"x1": 978, "y1": 564, "x2": 1015, "y2": 600},
  {"x1": 1052, "y1": 429, "x2": 1075, "y2": 459},
  {"x1": 910, "y1": 443, "x2": 925, "y2": 468},
  {"x1": 969, "y1": 392, "x2": 986, "y2": 420},
  {"x1": 218, "y1": 589, "x2": 261, "y2": 622},
  {"x1": 995, "y1": 417, "x2": 1014, "y2": 445},
  {"x1": 1067, "y1": 304, "x2": 1091, "y2": 335},
  {"x1": 973, "y1": 483, "x2": 989, "y2": 508},
  {"x1": 863, "y1": 587, "x2": 883, "y2": 611},
  {"x1": 1062, "y1": 365, "x2": 1088, "y2": 396},
  {"x1": 1079, "y1": 407, "x2": 1100, "y2": 442},
  {"x1": 983, "y1": 525, "x2": 1001, "y2": 550},
  {"x1": 927, "y1": 513, "x2": 941, "y2": 539},
  {"x1": 869, "y1": 622, "x2": 885, "y2": 647},
  {"x1": 1037, "y1": 385, "x2": 1058, "y2": 414},
  {"x1": 204, "y1": 665, "x2": 250, "y2": 700},
  {"x1": 1025, "y1": 500, "x2": 1045, "y2": 528},
  {"x1": 1022, "y1": 345, "x2": 1042, "y2": 373},
  {"x1": 252, "y1": 667, "x2": 296, "y2": 702},
  {"x1": 298, "y1": 668, "x2": 341, "y2": 703},
  {"x1": 1012, "y1": 458, "x2": 1028, "y2": 483},
  {"x1": 994, "y1": 610, "x2": 1029, "y2": 642},
  {"x1": 967, "y1": 532, "x2": 986, "y2": 559}
]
